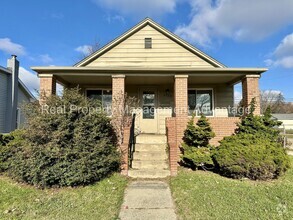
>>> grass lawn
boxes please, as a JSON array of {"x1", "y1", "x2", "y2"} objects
[
  {"x1": 170, "y1": 157, "x2": 293, "y2": 220},
  {"x1": 0, "y1": 173, "x2": 128, "y2": 220}
]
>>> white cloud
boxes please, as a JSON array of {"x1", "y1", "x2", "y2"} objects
[
  {"x1": 262, "y1": 90, "x2": 283, "y2": 96},
  {"x1": 175, "y1": 0, "x2": 293, "y2": 46},
  {"x1": 0, "y1": 38, "x2": 26, "y2": 56},
  {"x1": 39, "y1": 54, "x2": 53, "y2": 63},
  {"x1": 75, "y1": 45, "x2": 93, "y2": 56},
  {"x1": 234, "y1": 91, "x2": 242, "y2": 103},
  {"x1": 265, "y1": 33, "x2": 293, "y2": 68},
  {"x1": 105, "y1": 15, "x2": 125, "y2": 24},
  {"x1": 19, "y1": 67, "x2": 39, "y2": 94},
  {"x1": 93, "y1": 0, "x2": 178, "y2": 17}
]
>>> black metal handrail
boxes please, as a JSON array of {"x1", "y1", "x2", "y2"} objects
[{"x1": 128, "y1": 113, "x2": 136, "y2": 168}]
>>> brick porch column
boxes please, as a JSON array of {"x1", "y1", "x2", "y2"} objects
[
  {"x1": 112, "y1": 75, "x2": 125, "y2": 118},
  {"x1": 242, "y1": 75, "x2": 260, "y2": 115},
  {"x1": 112, "y1": 75, "x2": 127, "y2": 174},
  {"x1": 171, "y1": 75, "x2": 189, "y2": 175},
  {"x1": 39, "y1": 75, "x2": 56, "y2": 103}
]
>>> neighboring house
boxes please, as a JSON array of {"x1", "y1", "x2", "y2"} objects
[
  {"x1": 32, "y1": 18, "x2": 267, "y2": 176},
  {"x1": 273, "y1": 114, "x2": 293, "y2": 130},
  {"x1": 0, "y1": 55, "x2": 35, "y2": 133}
]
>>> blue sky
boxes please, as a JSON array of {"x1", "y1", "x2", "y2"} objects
[{"x1": 0, "y1": 0, "x2": 293, "y2": 101}]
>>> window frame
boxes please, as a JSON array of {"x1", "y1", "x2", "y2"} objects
[
  {"x1": 85, "y1": 88, "x2": 112, "y2": 115},
  {"x1": 145, "y1": 38, "x2": 152, "y2": 49},
  {"x1": 188, "y1": 88, "x2": 215, "y2": 117}
]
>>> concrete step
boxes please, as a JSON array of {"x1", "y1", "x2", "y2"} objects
[
  {"x1": 128, "y1": 169, "x2": 170, "y2": 178},
  {"x1": 135, "y1": 143, "x2": 167, "y2": 152},
  {"x1": 136, "y1": 134, "x2": 167, "y2": 144},
  {"x1": 132, "y1": 159, "x2": 169, "y2": 169},
  {"x1": 133, "y1": 151, "x2": 168, "y2": 160}
]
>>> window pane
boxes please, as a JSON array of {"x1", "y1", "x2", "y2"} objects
[
  {"x1": 102, "y1": 90, "x2": 112, "y2": 108},
  {"x1": 145, "y1": 38, "x2": 152, "y2": 49},
  {"x1": 143, "y1": 92, "x2": 155, "y2": 106},
  {"x1": 143, "y1": 106, "x2": 155, "y2": 119},
  {"x1": 143, "y1": 91, "x2": 155, "y2": 119},
  {"x1": 87, "y1": 90, "x2": 102, "y2": 102},
  {"x1": 188, "y1": 90, "x2": 196, "y2": 115},
  {"x1": 196, "y1": 90, "x2": 213, "y2": 116},
  {"x1": 102, "y1": 90, "x2": 112, "y2": 116}
]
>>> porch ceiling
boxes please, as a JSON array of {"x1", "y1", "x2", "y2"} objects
[{"x1": 55, "y1": 74, "x2": 245, "y2": 86}]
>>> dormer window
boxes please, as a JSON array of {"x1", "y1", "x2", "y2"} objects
[{"x1": 145, "y1": 38, "x2": 152, "y2": 49}]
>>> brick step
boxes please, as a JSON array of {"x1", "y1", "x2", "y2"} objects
[
  {"x1": 133, "y1": 151, "x2": 168, "y2": 160},
  {"x1": 128, "y1": 169, "x2": 170, "y2": 178},
  {"x1": 132, "y1": 159, "x2": 169, "y2": 169},
  {"x1": 136, "y1": 134, "x2": 167, "y2": 144},
  {"x1": 135, "y1": 144, "x2": 167, "y2": 152}
]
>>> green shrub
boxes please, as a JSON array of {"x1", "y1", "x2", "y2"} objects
[
  {"x1": 181, "y1": 144, "x2": 214, "y2": 169},
  {"x1": 0, "y1": 133, "x2": 14, "y2": 146},
  {"x1": 4, "y1": 88, "x2": 121, "y2": 187},
  {"x1": 236, "y1": 100, "x2": 282, "y2": 141},
  {"x1": 213, "y1": 100, "x2": 290, "y2": 180},
  {"x1": 183, "y1": 114, "x2": 215, "y2": 147},
  {"x1": 212, "y1": 134, "x2": 290, "y2": 180},
  {"x1": 181, "y1": 115, "x2": 215, "y2": 169},
  {"x1": 0, "y1": 130, "x2": 25, "y2": 173}
]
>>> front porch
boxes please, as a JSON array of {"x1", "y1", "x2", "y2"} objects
[
  {"x1": 37, "y1": 69, "x2": 262, "y2": 131},
  {"x1": 34, "y1": 67, "x2": 265, "y2": 176}
]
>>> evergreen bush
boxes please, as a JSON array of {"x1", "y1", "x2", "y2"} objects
[
  {"x1": 181, "y1": 114, "x2": 215, "y2": 169},
  {"x1": 213, "y1": 99, "x2": 290, "y2": 180},
  {"x1": 2, "y1": 88, "x2": 121, "y2": 187}
]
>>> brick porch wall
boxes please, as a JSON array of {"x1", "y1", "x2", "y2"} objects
[
  {"x1": 121, "y1": 125, "x2": 130, "y2": 176},
  {"x1": 166, "y1": 116, "x2": 240, "y2": 173}
]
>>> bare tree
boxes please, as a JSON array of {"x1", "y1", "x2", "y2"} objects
[
  {"x1": 75, "y1": 38, "x2": 101, "y2": 62},
  {"x1": 280, "y1": 102, "x2": 293, "y2": 113},
  {"x1": 260, "y1": 90, "x2": 285, "y2": 114}
]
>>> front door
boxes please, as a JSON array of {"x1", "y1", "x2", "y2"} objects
[{"x1": 139, "y1": 89, "x2": 158, "y2": 133}]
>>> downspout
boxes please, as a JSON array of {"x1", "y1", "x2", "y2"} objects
[{"x1": 7, "y1": 55, "x2": 19, "y2": 131}]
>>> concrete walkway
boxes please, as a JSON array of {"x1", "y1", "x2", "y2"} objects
[{"x1": 119, "y1": 181, "x2": 177, "y2": 220}]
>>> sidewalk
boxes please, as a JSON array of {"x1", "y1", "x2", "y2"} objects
[{"x1": 119, "y1": 181, "x2": 177, "y2": 220}]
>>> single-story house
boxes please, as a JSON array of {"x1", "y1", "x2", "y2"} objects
[
  {"x1": 0, "y1": 55, "x2": 36, "y2": 133},
  {"x1": 273, "y1": 114, "x2": 293, "y2": 130},
  {"x1": 32, "y1": 18, "x2": 267, "y2": 176}
]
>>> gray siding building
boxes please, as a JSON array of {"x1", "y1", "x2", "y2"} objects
[{"x1": 0, "y1": 55, "x2": 35, "y2": 133}]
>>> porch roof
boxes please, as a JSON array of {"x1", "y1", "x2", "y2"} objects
[
  {"x1": 32, "y1": 66, "x2": 267, "y2": 86},
  {"x1": 32, "y1": 66, "x2": 267, "y2": 75}
]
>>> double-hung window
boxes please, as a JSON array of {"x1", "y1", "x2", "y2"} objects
[
  {"x1": 86, "y1": 89, "x2": 112, "y2": 115},
  {"x1": 188, "y1": 89, "x2": 213, "y2": 116}
]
